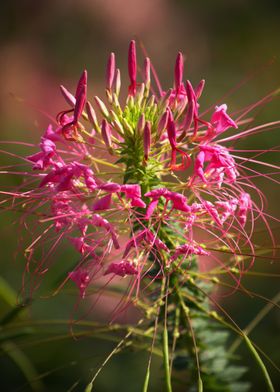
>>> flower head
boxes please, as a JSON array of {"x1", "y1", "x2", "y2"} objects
[{"x1": 1, "y1": 40, "x2": 278, "y2": 306}]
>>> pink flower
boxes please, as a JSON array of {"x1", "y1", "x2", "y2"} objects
[
  {"x1": 206, "y1": 104, "x2": 238, "y2": 139},
  {"x1": 170, "y1": 243, "x2": 210, "y2": 263},
  {"x1": 120, "y1": 184, "x2": 146, "y2": 208},
  {"x1": 92, "y1": 194, "x2": 112, "y2": 211},
  {"x1": 145, "y1": 188, "x2": 190, "y2": 218},
  {"x1": 105, "y1": 261, "x2": 138, "y2": 277},
  {"x1": 238, "y1": 193, "x2": 252, "y2": 226},
  {"x1": 123, "y1": 228, "x2": 169, "y2": 259},
  {"x1": 192, "y1": 144, "x2": 239, "y2": 187},
  {"x1": 27, "y1": 138, "x2": 56, "y2": 170},
  {"x1": 68, "y1": 269, "x2": 90, "y2": 299}
]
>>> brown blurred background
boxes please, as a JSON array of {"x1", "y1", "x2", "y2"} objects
[{"x1": 0, "y1": 1, "x2": 280, "y2": 391}]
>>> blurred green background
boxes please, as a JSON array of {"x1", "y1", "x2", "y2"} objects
[{"x1": 0, "y1": 1, "x2": 279, "y2": 391}]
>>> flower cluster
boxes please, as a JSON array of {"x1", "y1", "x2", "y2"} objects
[{"x1": 3, "y1": 40, "x2": 274, "y2": 301}]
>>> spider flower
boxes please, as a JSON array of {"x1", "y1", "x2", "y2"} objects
[{"x1": 1, "y1": 40, "x2": 278, "y2": 304}]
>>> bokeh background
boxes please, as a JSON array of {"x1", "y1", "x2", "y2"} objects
[{"x1": 0, "y1": 1, "x2": 280, "y2": 391}]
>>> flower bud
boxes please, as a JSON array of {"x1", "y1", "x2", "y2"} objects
[
  {"x1": 106, "y1": 52, "x2": 116, "y2": 91},
  {"x1": 60, "y1": 85, "x2": 76, "y2": 106},
  {"x1": 128, "y1": 40, "x2": 137, "y2": 96},
  {"x1": 157, "y1": 110, "x2": 169, "y2": 138},
  {"x1": 144, "y1": 57, "x2": 151, "y2": 88},
  {"x1": 137, "y1": 113, "x2": 145, "y2": 135},
  {"x1": 143, "y1": 121, "x2": 151, "y2": 162},
  {"x1": 94, "y1": 96, "x2": 109, "y2": 118},
  {"x1": 101, "y1": 119, "x2": 113, "y2": 153},
  {"x1": 73, "y1": 70, "x2": 87, "y2": 124},
  {"x1": 114, "y1": 68, "x2": 121, "y2": 97},
  {"x1": 86, "y1": 101, "x2": 100, "y2": 131},
  {"x1": 194, "y1": 79, "x2": 205, "y2": 99},
  {"x1": 174, "y1": 52, "x2": 184, "y2": 92}
]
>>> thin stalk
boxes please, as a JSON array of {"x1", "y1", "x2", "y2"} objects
[
  {"x1": 162, "y1": 276, "x2": 172, "y2": 392},
  {"x1": 244, "y1": 335, "x2": 275, "y2": 392}
]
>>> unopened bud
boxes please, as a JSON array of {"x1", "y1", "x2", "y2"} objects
[
  {"x1": 106, "y1": 52, "x2": 116, "y2": 91},
  {"x1": 101, "y1": 119, "x2": 113, "y2": 153},
  {"x1": 174, "y1": 52, "x2": 184, "y2": 92},
  {"x1": 60, "y1": 85, "x2": 76, "y2": 106},
  {"x1": 73, "y1": 70, "x2": 87, "y2": 123},
  {"x1": 114, "y1": 68, "x2": 121, "y2": 97},
  {"x1": 144, "y1": 57, "x2": 151, "y2": 88},
  {"x1": 128, "y1": 40, "x2": 137, "y2": 96},
  {"x1": 159, "y1": 88, "x2": 172, "y2": 111},
  {"x1": 137, "y1": 113, "x2": 145, "y2": 135},
  {"x1": 136, "y1": 83, "x2": 145, "y2": 104},
  {"x1": 94, "y1": 96, "x2": 109, "y2": 118},
  {"x1": 158, "y1": 110, "x2": 169, "y2": 138},
  {"x1": 123, "y1": 118, "x2": 133, "y2": 134},
  {"x1": 86, "y1": 101, "x2": 100, "y2": 132},
  {"x1": 194, "y1": 79, "x2": 205, "y2": 99},
  {"x1": 143, "y1": 121, "x2": 151, "y2": 162}
]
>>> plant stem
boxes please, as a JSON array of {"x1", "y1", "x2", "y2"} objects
[
  {"x1": 162, "y1": 277, "x2": 172, "y2": 392},
  {"x1": 244, "y1": 335, "x2": 275, "y2": 392}
]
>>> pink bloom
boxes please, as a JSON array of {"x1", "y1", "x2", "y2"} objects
[
  {"x1": 120, "y1": 184, "x2": 146, "y2": 208},
  {"x1": 27, "y1": 138, "x2": 56, "y2": 170},
  {"x1": 40, "y1": 162, "x2": 97, "y2": 192},
  {"x1": 206, "y1": 104, "x2": 238, "y2": 139},
  {"x1": 145, "y1": 188, "x2": 190, "y2": 218},
  {"x1": 91, "y1": 214, "x2": 120, "y2": 249},
  {"x1": 92, "y1": 194, "x2": 112, "y2": 211},
  {"x1": 238, "y1": 193, "x2": 252, "y2": 226},
  {"x1": 98, "y1": 182, "x2": 121, "y2": 193},
  {"x1": 68, "y1": 269, "x2": 90, "y2": 299},
  {"x1": 123, "y1": 228, "x2": 169, "y2": 258},
  {"x1": 170, "y1": 243, "x2": 210, "y2": 263},
  {"x1": 105, "y1": 260, "x2": 138, "y2": 277},
  {"x1": 192, "y1": 144, "x2": 238, "y2": 187},
  {"x1": 216, "y1": 198, "x2": 238, "y2": 224}
]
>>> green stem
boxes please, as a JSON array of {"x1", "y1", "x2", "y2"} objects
[
  {"x1": 162, "y1": 326, "x2": 172, "y2": 392},
  {"x1": 162, "y1": 277, "x2": 172, "y2": 392},
  {"x1": 244, "y1": 335, "x2": 275, "y2": 392}
]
